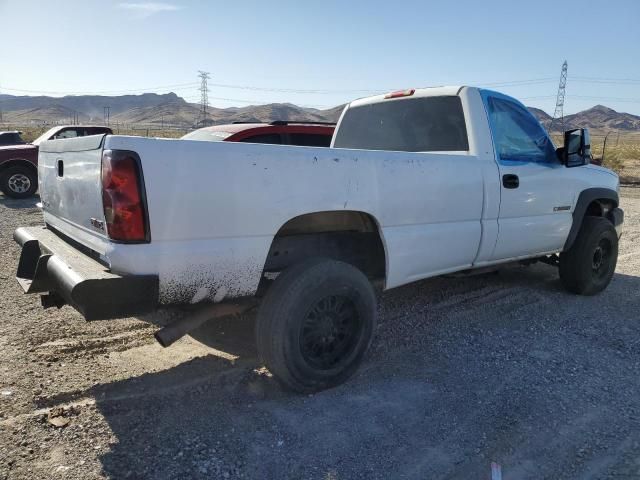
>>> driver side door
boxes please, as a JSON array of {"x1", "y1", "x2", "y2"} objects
[{"x1": 483, "y1": 93, "x2": 577, "y2": 260}]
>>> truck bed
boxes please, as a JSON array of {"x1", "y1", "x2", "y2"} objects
[{"x1": 38, "y1": 134, "x2": 484, "y2": 305}]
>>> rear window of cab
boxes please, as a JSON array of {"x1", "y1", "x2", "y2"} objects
[{"x1": 333, "y1": 96, "x2": 468, "y2": 152}]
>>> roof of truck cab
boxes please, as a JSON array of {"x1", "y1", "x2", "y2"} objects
[{"x1": 349, "y1": 86, "x2": 468, "y2": 108}]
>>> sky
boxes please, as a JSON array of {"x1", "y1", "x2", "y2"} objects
[{"x1": 0, "y1": 0, "x2": 639, "y2": 115}]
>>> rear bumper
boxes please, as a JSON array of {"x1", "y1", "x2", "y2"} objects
[{"x1": 14, "y1": 226, "x2": 158, "y2": 320}]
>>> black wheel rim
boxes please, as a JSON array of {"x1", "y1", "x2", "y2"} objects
[
  {"x1": 592, "y1": 238, "x2": 612, "y2": 279},
  {"x1": 300, "y1": 295, "x2": 361, "y2": 371}
]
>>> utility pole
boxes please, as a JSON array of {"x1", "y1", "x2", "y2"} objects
[
  {"x1": 103, "y1": 106, "x2": 110, "y2": 126},
  {"x1": 198, "y1": 70, "x2": 210, "y2": 126},
  {"x1": 549, "y1": 60, "x2": 568, "y2": 134}
]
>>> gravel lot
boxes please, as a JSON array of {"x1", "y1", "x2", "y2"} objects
[{"x1": 1, "y1": 188, "x2": 640, "y2": 480}]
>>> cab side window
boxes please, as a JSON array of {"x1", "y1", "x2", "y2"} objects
[
  {"x1": 487, "y1": 97, "x2": 555, "y2": 163},
  {"x1": 53, "y1": 129, "x2": 80, "y2": 140}
]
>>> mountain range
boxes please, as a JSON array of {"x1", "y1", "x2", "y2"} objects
[
  {"x1": 528, "y1": 105, "x2": 640, "y2": 133},
  {"x1": 1, "y1": 92, "x2": 639, "y2": 133}
]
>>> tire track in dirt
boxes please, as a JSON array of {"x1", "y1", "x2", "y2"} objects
[{"x1": 34, "y1": 328, "x2": 156, "y2": 360}]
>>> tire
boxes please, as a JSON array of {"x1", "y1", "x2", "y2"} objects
[
  {"x1": 0, "y1": 166, "x2": 37, "y2": 199},
  {"x1": 559, "y1": 216, "x2": 618, "y2": 295},
  {"x1": 256, "y1": 258, "x2": 376, "y2": 393}
]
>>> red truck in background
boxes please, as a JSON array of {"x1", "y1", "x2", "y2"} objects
[
  {"x1": 182, "y1": 121, "x2": 335, "y2": 146},
  {"x1": 0, "y1": 125, "x2": 112, "y2": 198}
]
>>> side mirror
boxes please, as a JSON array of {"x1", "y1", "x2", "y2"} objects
[{"x1": 561, "y1": 128, "x2": 591, "y2": 167}]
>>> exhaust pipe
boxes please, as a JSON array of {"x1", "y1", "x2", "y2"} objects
[{"x1": 154, "y1": 303, "x2": 254, "y2": 348}]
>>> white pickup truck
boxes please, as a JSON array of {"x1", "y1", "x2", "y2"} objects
[{"x1": 14, "y1": 86, "x2": 623, "y2": 392}]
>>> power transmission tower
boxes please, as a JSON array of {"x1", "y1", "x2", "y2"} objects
[
  {"x1": 549, "y1": 60, "x2": 568, "y2": 134},
  {"x1": 103, "y1": 106, "x2": 110, "y2": 126},
  {"x1": 197, "y1": 70, "x2": 210, "y2": 126}
]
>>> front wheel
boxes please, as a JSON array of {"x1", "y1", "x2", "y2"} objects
[
  {"x1": 559, "y1": 216, "x2": 618, "y2": 295},
  {"x1": 0, "y1": 166, "x2": 38, "y2": 199},
  {"x1": 256, "y1": 258, "x2": 376, "y2": 393}
]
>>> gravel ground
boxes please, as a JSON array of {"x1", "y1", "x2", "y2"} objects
[{"x1": 1, "y1": 188, "x2": 640, "y2": 480}]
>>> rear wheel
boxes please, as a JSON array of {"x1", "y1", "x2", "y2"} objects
[
  {"x1": 559, "y1": 216, "x2": 618, "y2": 295},
  {"x1": 0, "y1": 166, "x2": 37, "y2": 199},
  {"x1": 256, "y1": 258, "x2": 376, "y2": 393}
]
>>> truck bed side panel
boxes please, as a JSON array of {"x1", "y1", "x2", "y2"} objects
[{"x1": 103, "y1": 136, "x2": 484, "y2": 303}]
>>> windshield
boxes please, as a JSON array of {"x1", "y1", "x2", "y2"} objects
[{"x1": 181, "y1": 129, "x2": 233, "y2": 142}]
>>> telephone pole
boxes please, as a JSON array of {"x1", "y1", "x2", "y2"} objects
[
  {"x1": 198, "y1": 70, "x2": 210, "y2": 126},
  {"x1": 549, "y1": 60, "x2": 568, "y2": 134},
  {"x1": 103, "y1": 106, "x2": 110, "y2": 126}
]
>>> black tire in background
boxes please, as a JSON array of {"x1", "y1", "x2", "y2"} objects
[
  {"x1": 559, "y1": 216, "x2": 618, "y2": 295},
  {"x1": 256, "y1": 258, "x2": 377, "y2": 393},
  {"x1": 0, "y1": 165, "x2": 37, "y2": 199}
]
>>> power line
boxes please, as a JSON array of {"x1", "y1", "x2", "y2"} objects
[
  {"x1": 522, "y1": 94, "x2": 640, "y2": 102},
  {"x1": 571, "y1": 95, "x2": 640, "y2": 103},
  {"x1": 0, "y1": 76, "x2": 559, "y2": 98},
  {"x1": 203, "y1": 77, "x2": 557, "y2": 94},
  {"x1": 1, "y1": 74, "x2": 639, "y2": 99},
  {"x1": 480, "y1": 78, "x2": 557, "y2": 87},
  {"x1": 572, "y1": 76, "x2": 640, "y2": 84},
  {"x1": 182, "y1": 94, "x2": 335, "y2": 109},
  {"x1": 2, "y1": 74, "x2": 639, "y2": 115},
  {"x1": 0, "y1": 82, "x2": 199, "y2": 96}
]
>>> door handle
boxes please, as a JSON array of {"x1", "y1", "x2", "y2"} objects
[{"x1": 502, "y1": 174, "x2": 519, "y2": 189}]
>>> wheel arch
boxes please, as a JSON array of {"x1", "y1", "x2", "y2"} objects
[
  {"x1": 564, "y1": 187, "x2": 619, "y2": 251},
  {"x1": 258, "y1": 210, "x2": 388, "y2": 294},
  {"x1": 0, "y1": 158, "x2": 38, "y2": 175}
]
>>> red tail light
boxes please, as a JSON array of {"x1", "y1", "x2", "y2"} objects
[{"x1": 101, "y1": 150, "x2": 149, "y2": 243}]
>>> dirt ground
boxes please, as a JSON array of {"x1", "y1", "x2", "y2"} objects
[{"x1": 1, "y1": 188, "x2": 640, "y2": 480}]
